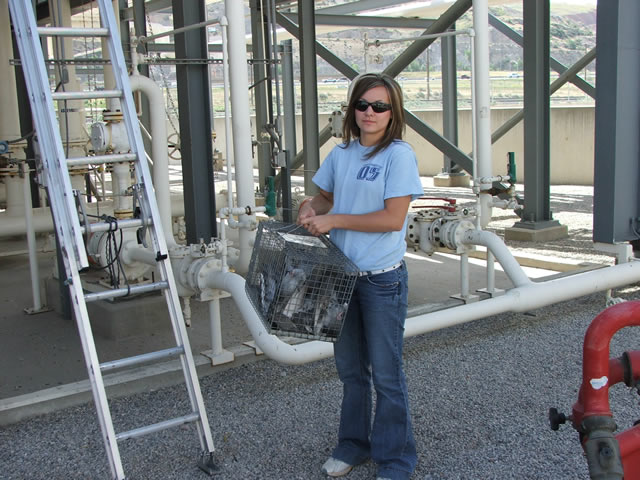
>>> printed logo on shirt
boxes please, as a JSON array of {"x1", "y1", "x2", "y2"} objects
[{"x1": 357, "y1": 164, "x2": 382, "y2": 181}]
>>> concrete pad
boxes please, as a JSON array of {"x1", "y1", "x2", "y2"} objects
[
  {"x1": 504, "y1": 224, "x2": 569, "y2": 242},
  {"x1": 433, "y1": 173, "x2": 471, "y2": 188}
]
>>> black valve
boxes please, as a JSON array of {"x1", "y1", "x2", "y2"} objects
[{"x1": 549, "y1": 407, "x2": 568, "y2": 431}]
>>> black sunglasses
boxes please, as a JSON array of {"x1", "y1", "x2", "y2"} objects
[{"x1": 354, "y1": 99, "x2": 392, "y2": 113}]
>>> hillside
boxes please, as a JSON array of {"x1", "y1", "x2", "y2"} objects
[{"x1": 315, "y1": 4, "x2": 596, "y2": 76}]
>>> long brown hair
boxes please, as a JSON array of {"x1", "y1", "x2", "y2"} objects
[{"x1": 341, "y1": 73, "x2": 406, "y2": 159}]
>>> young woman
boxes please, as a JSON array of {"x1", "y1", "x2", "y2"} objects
[{"x1": 298, "y1": 73, "x2": 423, "y2": 480}]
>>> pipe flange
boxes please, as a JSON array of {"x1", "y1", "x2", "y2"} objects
[
  {"x1": 102, "y1": 110, "x2": 124, "y2": 123},
  {"x1": 440, "y1": 219, "x2": 475, "y2": 252}
]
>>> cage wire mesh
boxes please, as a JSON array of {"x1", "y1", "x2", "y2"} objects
[{"x1": 246, "y1": 222, "x2": 358, "y2": 342}]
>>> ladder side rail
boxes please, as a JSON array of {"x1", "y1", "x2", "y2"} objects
[
  {"x1": 97, "y1": 2, "x2": 216, "y2": 454},
  {"x1": 8, "y1": 0, "x2": 89, "y2": 269},
  {"x1": 96, "y1": 2, "x2": 169, "y2": 258}
]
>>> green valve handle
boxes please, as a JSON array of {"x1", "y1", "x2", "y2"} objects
[
  {"x1": 265, "y1": 176, "x2": 277, "y2": 217},
  {"x1": 507, "y1": 152, "x2": 516, "y2": 185}
]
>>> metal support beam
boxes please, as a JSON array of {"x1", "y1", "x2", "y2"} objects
[
  {"x1": 297, "y1": 0, "x2": 320, "y2": 196},
  {"x1": 250, "y1": 0, "x2": 274, "y2": 192},
  {"x1": 488, "y1": 13, "x2": 595, "y2": 99},
  {"x1": 490, "y1": 47, "x2": 595, "y2": 145},
  {"x1": 172, "y1": 0, "x2": 217, "y2": 243},
  {"x1": 277, "y1": 0, "x2": 473, "y2": 175},
  {"x1": 441, "y1": 26, "x2": 460, "y2": 174},
  {"x1": 317, "y1": 0, "x2": 409, "y2": 15},
  {"x1": 122, "y1": 0, "x2": 171, "y2": 21},
  {"x1": 593, "y1": 0, "x2": 640, "y2": 244},
  {"x1": 385, "y1": 0, "x2": 471, "y2": 78},
  {"x1": 282, "y1": 13, "x2": 434, "y2": 30},
  {"x1": 513, "y1": 0, "x2": 559, "y2": 230},
  {"x1": 280, "y1": 40, "x2": 295, "y2": 222}
]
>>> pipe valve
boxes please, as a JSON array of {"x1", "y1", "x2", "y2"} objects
[{"x1": 548, "y1": 407, "x2": 568, "y2": 431}]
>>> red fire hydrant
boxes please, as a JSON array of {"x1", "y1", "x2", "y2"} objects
[{"x1": 550, "y1": 301, "x2": 640, "y2": 479}]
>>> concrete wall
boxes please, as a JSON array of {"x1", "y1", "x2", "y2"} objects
[{"x1": 212, "y1": 105, "x2": 595, "y2": 186}]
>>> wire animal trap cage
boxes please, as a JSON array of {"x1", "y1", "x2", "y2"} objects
[{"x1": 246, "y1": 222, "x2": 358, "y2": 342}]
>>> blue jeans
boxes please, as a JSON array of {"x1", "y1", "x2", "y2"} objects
[{"x1": 331, "y1": 261, "x2": 416, "y2": 480}]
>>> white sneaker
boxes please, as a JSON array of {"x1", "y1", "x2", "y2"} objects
[{"x1": 321, "y1": 457, "x2": 353, "y2": 477}]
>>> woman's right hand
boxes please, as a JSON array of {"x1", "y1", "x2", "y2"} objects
[{"x1": 297, "y1": 198, "x2": 316, "y2": 225}]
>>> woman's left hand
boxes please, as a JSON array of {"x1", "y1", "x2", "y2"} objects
[{"x1": 301, "y1": 214, "x2": 334, "y2": 236}]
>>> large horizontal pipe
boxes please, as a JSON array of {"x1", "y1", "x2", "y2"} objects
[
  {"x1": 0, "y1": 194, "x2": 185, "y2": 238},
  {"x1": 205, "y1": 270, "x2": 334, "y2": 364},
  {"x1": 204, "y1": 256, "x2": 640, "y2": 366}
]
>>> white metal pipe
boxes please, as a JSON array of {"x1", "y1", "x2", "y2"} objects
[
  {"x1": 0, "y1": 194, "x2": 185, "y2": 237},
  {"x1": 139, "y1": 17, "x2": 221, "y2": 44},
  {"x1": 469, "y1": 31, "x2": 481, "y2": 231},
  {"x1": 121, "y1": 241, "x2": 157, "y2": 266},
  {"x1": 203, "y1": 255, "x2": 640, "y2": 366},
  {"x1": 128, "y1": 74, "x2": 176, "y2": 246},
  {"x1": 368, "y1": 28, "x2": 473, "y2": 46},
  {"x1": 112, "y1": 162, "x2": 133, "y2": 214},
  {"x1": 472, "y1": 0, "x2": 493, "y2": 227},
  {"x1": 22, "y1": 163, "x2": 42, "y2": 311},
  {"x1": 225, "y1": 0, "x2": 258, "y2": 274},
  {"x1": 220, "y1": 16, "x2": 234, "y2": 212},
  {"x1": 0, "y1": 0, "x2": 23, "y2": 148},
  {"x1": 463, "y1": 229, "x2": 532, "y2": 288},
  {"x1": 460, "y1": 252, "x2": 470, "y2": 298},
  {"x1": 486, "y1": 250, "x2": 496, "y2": 293},
  {"x1": 208, "y1": 298, "x2": 225, "y2": 356},
  {"x1": 405, "y1": 260, "x2": 640, "y2": 338},
  {"x1": 204, "y1": 270, "x2": 333, "y2": 364},
  {"x1": 101, "y1": 0, "x2": 121, "y2": 112},
  {"x1": 5, "y1": 176, "x2": 25, "y2": 216}
]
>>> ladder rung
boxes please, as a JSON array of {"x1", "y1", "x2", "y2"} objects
[
  {"x1": 52, "y1": 89, "x2": 122, "y2": 101},
  {"x1": 67, "y1": 153, "x2": 137, "y2": 167},
  {"x1": 116, "y1": 413, "x2": 200, "y2": 442},
  {"x1": 38, "y1": 26, "x2": 110, "y2": 37},
  {"x1": 100, "y1": 346, "x2": 185, "y2": 372},
  {"x1": 81, "y1": 218, "x2": 150, "y2": 235},
  {"x1": 84, "y1": 281, "x2": 168, "y2": 303}
]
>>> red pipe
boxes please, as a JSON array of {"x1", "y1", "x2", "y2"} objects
[{"x1": 571, "y1": 302, "x2": 640, "y2": 422}]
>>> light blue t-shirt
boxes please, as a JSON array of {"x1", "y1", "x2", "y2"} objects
[{"x1": 312, "y1": 139, "x2": 423, "y2": 272}]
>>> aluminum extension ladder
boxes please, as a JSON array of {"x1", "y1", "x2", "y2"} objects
[{"x1": 8, "y1": 1, "x2": 219, "y2": 478}]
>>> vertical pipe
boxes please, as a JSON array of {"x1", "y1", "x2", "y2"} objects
[
  {"x1": 469, "y1": 33, "x2": 481, "y2": 230},
  {"x1": 471, "y1": 0, "x2": 492, "y2": 227},
  {"x1": 208, "y1": 298, "x2": 224, "y2": 356},
  {"x1": 249, "y1": 0, "x2": 273, "y2": 191},
  {"x1": 112, "y1": 162, "x2": 133, "y2": 216},
  {"x1": 101, "y1": 0, "x2": 121, "y2": 111},
  {"x1": 128, "y1": 74, "x2": 176, "y2": 245},
  {"x1": 486, "y1": 250, "x2": 495, "y2": 294},
  {"x1": 280, "y1": 39, "x2": 296, "y2": 222},
  {"x1": 5, "y1": 175, "x2": 25, "y2": 216},
  {"x1": 22, "y1": 162, "x2": 42, "y2": 311},
  {"x1": 0, "y1": 0, "x2": 23, "y2": 149},
  {"x1": 225, "y1": 0, "x2": 257, "y2": 274},
  {"x1": 220, "y1": 17, "x2": 233, "y2": 211},
  {"x1": 460, "y1": 252, "x2": 470, "y2": 298}
]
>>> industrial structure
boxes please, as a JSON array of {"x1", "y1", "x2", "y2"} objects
[{"x1": 1, "y1": 0, "x2": 639, "y2": 478}]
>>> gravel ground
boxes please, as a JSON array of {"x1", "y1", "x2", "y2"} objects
[
  {"x1": 3, "y1": 183, "x2": 640, "y2": 480},
  {"x1": 2, "y1": 289, "x2": 640, "y2": 480}
]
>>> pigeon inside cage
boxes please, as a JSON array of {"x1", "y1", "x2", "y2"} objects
[{"x1": 246, "y1": 222, "x2": 358, "y2": 342}]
